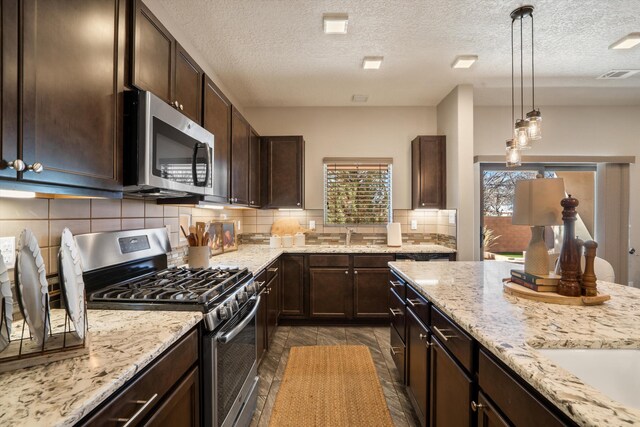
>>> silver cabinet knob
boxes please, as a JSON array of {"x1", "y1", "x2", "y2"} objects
[
  {"x1": 419, "y1": 333, "x2": 428, "y2": 341},
  {"x1": 471, "y1": 401, "x2": 485, "y2": 412},
  {"x1": 354, "y1": 270, "x2": 358, "y2": 275},
  {"x1": 345, "y1": 270, "x2": 348, "y2": 275},
  {"x1": 421, "y1": 202, "x2": 425, "y2": 206},
  {"x1": 174, "y1": 101, "x2": 179, "y2": 108},
  {"x1": 251, "y1": 201, "x2": 255, "y2": 205},
  {"x1": 179, "y1": 104, "x2": 184, "y2": 111},
  {"x1": 27, "y1": 162, "x2": 44, "y2": 173},
  {"x1": 296, "y1": 202, "x2": 301, "y2": 206},
  {"x1": 7, "y1": 159, "x2": 25, "y2": 171}
]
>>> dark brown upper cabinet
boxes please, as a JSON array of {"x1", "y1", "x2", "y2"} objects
[
  {"x1": 202, "y1": 76, "x2": 231, "y2": 204},
  {"x1": 230, "y1": 107, "x2": 250, "y2": 205},
  {"x1": 131, "y1": 1, "x2": 203, "y2": 121},
  {"x1": 174, "y1": 43, "x2": 203, "y2": 122},
  {"x1": 249, "y1": 128, "x2": 261, "y2": 208},
  {"x1": 0, "y1": 1, "x2": 19, "y2": 180},
  {"x1": 261, "y1": 136, "x2": 305, "y2": 209},
  {"x1": 411, "y1": 135, "x2": 446, "y2": 209},
  {"x1": 14, "y1": 0, "x2": 125, "y2": 191}
]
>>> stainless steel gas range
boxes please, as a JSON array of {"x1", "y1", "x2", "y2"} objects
[{"x1": 76, "y1": 228, "x2": 260, "y2": 427}]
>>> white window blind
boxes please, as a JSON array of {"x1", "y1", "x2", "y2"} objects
[{"x1": 324, "y1": 158, "x2": 392, "y2": 225}]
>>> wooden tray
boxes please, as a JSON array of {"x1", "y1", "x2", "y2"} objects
[{"x1": 503, "y1": 281, "x2": 610, "y2": 306}]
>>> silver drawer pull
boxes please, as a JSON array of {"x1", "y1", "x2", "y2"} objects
[
  {"x1": 407, "y1": 298, "x2": 425, "y2": 307},
  {"x1": 390, "y1": 346, "x2": 403, "y2": 357},
  {"x1": 389, "y1": 308, "x2": 402, "y2": 317},
  {"x1": 268, "y1": 267, "x2": 279, "y2": 273},
  {"x1": 432, "y1": 325, "x2": 455, "y2": 342},
  {"x1": 389, "y1": 281, "x2": 403, "y2": 288},
  {"x1": 115, "y1": 393, "x2": 158, "y2": 427},
  {"x1": 471, "y1": 401, "x2": 485, "y2": 412}
]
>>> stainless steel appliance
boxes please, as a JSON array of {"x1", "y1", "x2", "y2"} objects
[
  {"x1": 78, "y1": 228, "x2": 260, "y2": 427},
  {"x1": 124, "y1": 90, "x2": 214, "y2": 198}
]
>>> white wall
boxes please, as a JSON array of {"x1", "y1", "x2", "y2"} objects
[
  {"x1": 474, "y1": 106, "x2": 640, "y2": 286},
  {"x1": 437, "y1": 85, "x2": 477, "y2": 261},
  {"x1": 244, "y1": 107, "x2": 437, "y2": 209}
]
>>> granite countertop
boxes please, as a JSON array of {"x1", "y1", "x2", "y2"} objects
[
  {"x1": 206, "y1": 243, "x2": 456, "y2": 275},
  {"x1": 0, "y1": 309, "x2": 202, "y2": 427},
  {"x1": 388, "y1": 260, "x2": 640, "y2": 427}
]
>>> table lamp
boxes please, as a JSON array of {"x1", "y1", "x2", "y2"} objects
[{"x1": 512, "y1": 177, "x2": 565, "y2": 276}]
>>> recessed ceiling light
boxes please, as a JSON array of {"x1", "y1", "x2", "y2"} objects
[
  {"x1": 352, "y1": 94, "x2": 369, "y2": 103},
  {"x1": 362, "y1": 56, "x2": 383, "y2": 70},
  {"x1": 451, "y1": 55, "x2": 478, "y2": 69},
  {"x1": 609, "y1": 33, "x2": 640, "y2": 50},
  {"x1": 323, "y1": 14, "x2": 348, "y2": 34}
]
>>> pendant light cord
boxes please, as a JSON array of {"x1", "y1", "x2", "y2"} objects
[
  {"x1": 511, "y1": 19, "x2": 514, "y2": 127},
  {"x1": 520, "y1": 16, "x2": 524, "y2": 120},
  {"x1": 531, "y1": 12, "x2": 535, "y2": 109}
]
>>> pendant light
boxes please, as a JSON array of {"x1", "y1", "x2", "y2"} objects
[{"x1": 506, "y1": 139, "x2": 522, "y2": 167}]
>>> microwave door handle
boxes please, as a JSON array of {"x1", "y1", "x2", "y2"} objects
[
  {"x1": 217, "y1": 295, "x2": 261, "y2": 343},
  {"x1": 192, "y1": 142, "x2": 207, "y2": 187}
]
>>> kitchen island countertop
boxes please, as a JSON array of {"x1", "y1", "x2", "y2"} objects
[{"x1": 389, "y1": 260, "x2": 640, "y2": 427}]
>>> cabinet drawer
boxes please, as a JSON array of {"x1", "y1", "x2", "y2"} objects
[
  {"x1": 389, "y1": 324, "x2": 405, "y2": 383},
  {"x1": 389, "y1": 271, "x2": 406, "y2": 300},
  {"x1": 478, "y1": 350, "x2": 566, "y2": 427},
  {"x1": 308, "y1": 254, "x2": 349, "y2": 267},
  {"x1": 406, "y1": 285, "x2": 429, "y2": 325},
  {"x1": 353, "y1": 255, "x2": 394, "y2": 268},
  {"x1": 266, "y1": 259, "x2": 280, "y2": 282},
  {"x1": 81, "y1": 329, "x2": 198, "y2": 426},
  {"x1": 389, "y1": 288, "x2": 405, "y2": 342},
  {"x1": 430, "y1": 306, "x2": 473, "y2": 372}
]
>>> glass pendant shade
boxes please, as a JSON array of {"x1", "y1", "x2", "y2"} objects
[
  {"x1": 526, "y1": 109, "x2": 542, "y2": 140},
  {"x1": 506, "y1": 139, "x2": 521, "y2": 167},
  {"x1": 514, "y1": 119, "x2": 531, "y2": 149}
]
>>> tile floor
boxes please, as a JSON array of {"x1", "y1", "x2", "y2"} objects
[{"x1": 250, "y1": 325, "x2": 420, "y2": 427}]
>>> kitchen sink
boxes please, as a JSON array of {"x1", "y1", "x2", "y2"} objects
[{"x1": 537, "y1": 348, "x2": 640, "y2": 409}]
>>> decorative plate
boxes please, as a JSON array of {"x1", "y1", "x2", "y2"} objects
[
  {"x1": 0, "y1": 260, "x2": 12, "y2": 352},
  {"x1": 15, "y1": 229, "x2": 49, "y2": 346},
  {"x1": 58, "y1": 228, "x2": 86, "y2": 339}
]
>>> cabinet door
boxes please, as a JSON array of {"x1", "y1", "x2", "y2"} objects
[
  {"x1": 249, "y1": 128, "x2": 261, "y2": 207},
  {"x1": 430, "y1": 336, "x2": 472, "y2": 427},
  {"x1": 309, "y1": 268, "x2": 352, "y2": 318},
  {"x1": 354, "y1": 268, "x2": 389, "y2": 318},
  {"x1": 476, "y1": 391, "x2": 509, "y2": 427},
  {"x1": 21, "y1": 0, "x2": 125, "y2": 191},
  {"x1": 412, "y1": 136, "x2": 446, "y2": 209},
  {"x1": 280, "y1": 255, "x2": 305, "y2": 317},
  {"x1": 174, "y1": 43, "x2": 203, "y2": 123},
  {"x1": 262, "y1": 136, "x2": 304, "y2": 209},
  {"x1": 406, "y1": 309, "x2": 430, "y2": 427},
  {"x1": 0, "y1": 0, "x2": 18, "y2": 180},
  {"x1": 230, "y1": 107, "x2": 249, "y2": 205},
  {"x1": 132, "y1": 0, "x2": 174, "y2": 104},
  {"x1": 202, "y1": 75, "x2": 231, "y2": 204},
  {"x1": 267, "y1": 279, "x2": 279, "y2": 342},
  {"x1": 256, "y1": 290, "x2": 267, "y2": 362},
  {"x1": 144, "y1": 367, "x2": 200, "y2": 427}
]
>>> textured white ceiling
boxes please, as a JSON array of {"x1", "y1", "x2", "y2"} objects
[{"x1": 148, "y1": 0, "x2": 640, "y2": 107}]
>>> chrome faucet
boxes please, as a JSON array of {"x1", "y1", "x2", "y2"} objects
[{"x1": 345, "y1": 227, "x2": 355, "y2": 246}]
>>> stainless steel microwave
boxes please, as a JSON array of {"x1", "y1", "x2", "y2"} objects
[{"x1": 123, "y1": 90, "x2": 214, "y2": 198}]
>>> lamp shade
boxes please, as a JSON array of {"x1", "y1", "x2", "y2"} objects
[{"x1": 512, "y1": 178, "x2": 565, "y2": 226}]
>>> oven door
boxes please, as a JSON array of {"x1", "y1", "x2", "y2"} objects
[
  {"x1": 209, "y1": 295, "x2": 260, "y2": 427},
  {"x1": 139, "y1": 91, "x2": 214, "y2": 196}
]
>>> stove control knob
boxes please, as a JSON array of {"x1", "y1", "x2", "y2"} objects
[
  {"x1": 230, "y1": 300, "x2": 240, "y2": 312},
  {"x1": 236, "y1": 291, "x2": 249, "y2": 303},
  {"x1": 217, "y1": 306, "x2": 230, "y2": 321},
  {"x1": 245, "y1": 283, "x2": 256, "y2": 294}
]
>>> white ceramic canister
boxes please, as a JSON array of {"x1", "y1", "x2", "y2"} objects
[
  {"x1": 188, "y1": 246, "x2": 210, "y2": 268},
  {"x1": 282, "y1": 234, "x2": 293, "y2": 248},
  {"x1": 294, "y1": 232, "x2": 305, "y2": 247},
  {"x1": 270, "y1": 235, "x2": 282, "y2": 248}
]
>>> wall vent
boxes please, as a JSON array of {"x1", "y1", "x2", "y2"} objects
[
  {"x1": 352, "y1": 94, "x2": 369, "y2": 102},
  {"x1": 596, "y1": 70, "x2": 640, "y2": 79}
]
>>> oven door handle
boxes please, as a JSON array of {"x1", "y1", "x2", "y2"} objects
[
  {"x1": 216, "y1": 295, "x2": 261, "y2": 343},
  {"x1": 192, "y1": 142, "x2": 210, "y2": 187}
]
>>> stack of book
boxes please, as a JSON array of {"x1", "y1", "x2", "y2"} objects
[{"x1": 510, "y1": 270, "x2": 561, "y2": 292}]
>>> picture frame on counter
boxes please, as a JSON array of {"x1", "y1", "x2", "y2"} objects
[
  {"x1": 209, "y1": 222, "x2": 224, "y2": 256},
  {"x1": 222, "y1": 222, "x2": 238, "y2": 253}
]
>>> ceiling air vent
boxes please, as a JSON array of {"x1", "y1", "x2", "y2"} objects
[{"x1": 596, "y1": 70, "x2": 640, "y2": 79}]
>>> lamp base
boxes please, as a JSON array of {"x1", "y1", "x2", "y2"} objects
[{"x1": 524, "y1": 226, "x2": 550, "y2": 276}]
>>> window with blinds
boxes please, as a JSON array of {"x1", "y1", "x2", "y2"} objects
[{"x1": 324, "y1": 158, "x2": 392, "y2": 225}]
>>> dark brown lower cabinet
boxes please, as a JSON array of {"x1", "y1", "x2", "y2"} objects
[
  {"x1": 144, "y1": 367, "x2": 200, "y2": 427},
  {"x1": 406, "y1": 309, "x2": 430, "y2": 427},
  {"x1": 266, "y1": 276, "x2": 279, "y2": 341},
  {"x1": 280, "y1": 255, "x2": 305, "y2": 318},
  {"x1": 476, "y1": 391, "x2": 509, "y2": 427},
  {"x1": 354, "y1": 268, "x2": 389, "y2": 318},
  {"x1": 309, "y1": 268, "x2": 351, "y2": 318},
  {"x1": 256, "y1": 288, "x2": 267, "y2": 362},
  {"x1": 430, "y1": 336, "x2": 473, "y2": 427}
]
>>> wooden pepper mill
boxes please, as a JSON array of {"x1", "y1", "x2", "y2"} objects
[
  {"x1": 582, "y1": 240, "x2": 598, "y2": 297},
  {"x1": 558, "y1": 195, "x2": 582, "y2": 297},
  {"x1": 575, "y1": 237, "x2": 584, "y2": 283}
]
